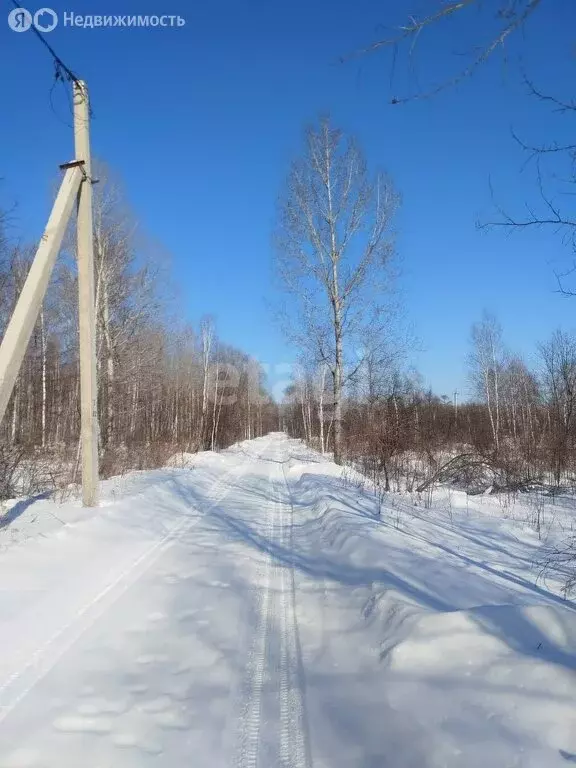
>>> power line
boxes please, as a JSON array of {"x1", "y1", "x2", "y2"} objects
[
  {"x1": 10, "y1": 0, "x2": 80, "y2": 83},
  {"x1": 49, "y1": 66, "x2": 74, "y2": 128},
  {"x1": 9, "y1": 1, "x2": 95, "y2": 118}
]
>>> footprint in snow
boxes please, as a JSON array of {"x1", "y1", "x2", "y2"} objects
[
  {"x1": 136, "y1": 653, "x2": 169, "y2": 665},
  {"x1": 161, "y1": 681, "x2": 191, "y2": 700},
  {"x1": 53, "y1": 715, "x2": 113, "y2": 734},
  {"x1": 76, "y1": 697, "x2": 128, "y2": 716},
  {"x1": 113, "y1": 733, "x2": 163, "y2": 755},
  {"x1": 153, "y1": 709, "x2": 190, "y2": 730}
]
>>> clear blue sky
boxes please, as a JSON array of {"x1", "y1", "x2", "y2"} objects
[{"x1": 1, "y1": 0, "x2": 574, "y2": 399}]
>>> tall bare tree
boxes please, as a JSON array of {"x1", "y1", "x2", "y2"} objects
[
  {"x1": 275, "y1": 117, "x2": 399, "y2": 463},
  {"x1": 469, "y1": 312, "x2": 505, "y2": 455},
  {"x1": 199, "y1": 316, "x2": 215, "y2": 449}
]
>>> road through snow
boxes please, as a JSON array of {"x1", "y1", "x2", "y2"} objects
[
  {"x1": 0, "y1": 433, "x2": 575, "y2": 767},
  {"x1": 0, "y1": 435, "x2": 317, "y2": 768}
]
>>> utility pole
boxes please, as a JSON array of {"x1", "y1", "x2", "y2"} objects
[
  {"x1": 0, "y1": 16, "x2": 99, "y2": 505},
  {"x1": 453, "y1": 389, "x2": 459, "y2": 422},
  {"x1": 74, "y1": 80, "x2": 99, "y2": 507}
]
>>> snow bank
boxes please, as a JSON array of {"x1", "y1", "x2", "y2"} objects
[
  {"x1": 0, "y1": 441, "x2": 252, "y2": 553},
  {"x1": 165, "y1": 452, "x2": 198, "y2": 468},
  {"x1": 386, "y1": 604, "x2": 576, "y2": 766},
  {"x1": 283, "y1": 439, "x2": 576, "y2": 766}
]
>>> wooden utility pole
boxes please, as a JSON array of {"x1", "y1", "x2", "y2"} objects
[{"x1": 74, "y1": 80, "x2": 99, "y2": 507}]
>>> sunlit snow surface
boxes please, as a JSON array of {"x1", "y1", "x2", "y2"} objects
[{"x1": 0, "y1": 433, "x2": 574, "y2": 767}]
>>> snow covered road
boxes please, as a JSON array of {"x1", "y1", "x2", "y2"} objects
[
  {"x1": 0, "y1": 433, "x2": 575, "y2": 767},
  {"x1": 0, "y1": 435, "x2": 316, "y2": 768}
]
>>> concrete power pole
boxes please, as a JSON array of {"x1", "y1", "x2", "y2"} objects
[
  {"x1": 0, "y1": 76, "x2": 99, "y2": 506},
  {"x1": 0, "y1": 167, "x2": 82, "y2": 426},
  {"x1": 74, "y1": 81, "x2": 99, "y2": 507}
]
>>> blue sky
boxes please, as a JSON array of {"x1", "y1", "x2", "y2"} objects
[{"x1": 1, "y1": 0, "x2": 574, "y2": 399}]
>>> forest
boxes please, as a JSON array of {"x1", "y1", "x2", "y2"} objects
[{"x1": 0, "y1": 165, "x2": 278, "y2": 496}]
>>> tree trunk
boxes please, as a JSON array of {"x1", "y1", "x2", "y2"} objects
[
  {"x1": 210, "y1": 361, "x2": 219, "y2": 451},
  {"x1": 485, "y1": 369, "x2": 498, "y2": 454},
  {"x1": 333, "y1": 329, "x2": 343, "y2": 464},
  {"x1": 332, "y1": 279, "x2": 343, "y2": 463},
  {"x1": 103, "y1": 283, "x2": 114, "y2": 447},
  {"x1": 11, "y1": 380, "x2": 19, "y2": 445},
  {"x1": 199, "y1": 325, "x2": 212, "y2": 449},
  {"x1": 333, "y1": 368, "x2": 342, "y2": 463},
  {"x1": 318, "y1": 365, "x2": 326, "y2": 454}
]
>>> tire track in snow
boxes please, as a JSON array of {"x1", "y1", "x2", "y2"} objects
[
  {"x1": 278, "y1": 459, "x2": 312, "y2": 768},
  {"x1": 234, "y1": 461, "x2": 274, "y2": 768},
  {"x1": 229, "y1": 444, "x2": 311, "y2": 768},
  {"x1": 278, "y1": 480, "x2": 293, "y2": 768},
  {"x1": 0, "y1": 457, "x2": 251, "y2": 726}
]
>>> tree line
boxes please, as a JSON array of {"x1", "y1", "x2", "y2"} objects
[
  {"x1": 281, "y1": 317, "x2": 576, "y2": 493},
  {"x1": 0, "y1": 164, "x2": 277, "y2": 490},
  {"x1": 275, "y1": 117, "x2": 576, "y2": 493}
]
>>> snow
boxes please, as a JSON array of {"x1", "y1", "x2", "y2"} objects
[{"x1": 0, "y1": 432, "x2": 575, "y2": 766}]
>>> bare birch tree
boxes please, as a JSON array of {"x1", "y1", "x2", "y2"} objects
[
  {"x1": 199, "y1": 316, "x2": 214, "y2": 450},
  {"x1": 275, "y1": 116, "x2": 399, "y2": 464},
  {"x1": 469, "y1": 312, "x2": 504, "y2": 455}
]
